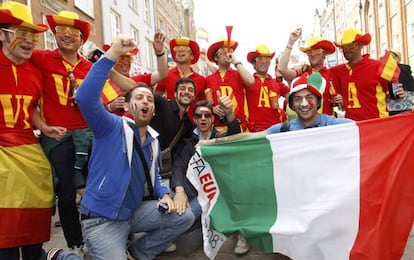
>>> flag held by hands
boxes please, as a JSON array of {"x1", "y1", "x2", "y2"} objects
[
  {"x1": 378, "y1": 49, "x2": 401, "y2": 82},
  {"x1": 187, "y1": 113, "x2": 414, "y2": 260}
]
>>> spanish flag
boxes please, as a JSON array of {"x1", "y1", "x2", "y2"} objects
[
  {"x1": 100, "y1": 80, "x2": 123, "y2": 105},
  {"x1": 377, "y1": 50, "x2": 401, "y2": 82},
  {"x1": 0, "y1": 132, "x2": 54, "y2": 247}
]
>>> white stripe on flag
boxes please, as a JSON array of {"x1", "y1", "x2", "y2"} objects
[{"x1": 268, "y1": 123, "x2": 360, "y2": 260}]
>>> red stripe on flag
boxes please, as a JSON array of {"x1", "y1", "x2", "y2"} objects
[
  {"x1": 0, "y1": 208, "x2": 52, "y2": 247},
  {"x1": 100, "y1": 80, "x2": 123, "y2": 104},
  {"x1": 377, "y1": 50, "x2": 401, "y2": 82},
  {"x1": 351, "y1": 113, "x2": 414, "y2": 259}
]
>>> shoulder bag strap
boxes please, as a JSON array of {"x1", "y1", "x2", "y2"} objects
[
  {"x1": 132, "y1": 135, "x2": 155, "y2": 200},
  {"x1": 169, "y1": 123, "x2": 186, "y2": 149}
]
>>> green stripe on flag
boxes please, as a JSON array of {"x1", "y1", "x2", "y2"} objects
[{"x1": 200, "y1": 136, "x2": 277, "y2": 252}]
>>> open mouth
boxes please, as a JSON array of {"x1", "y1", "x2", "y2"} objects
[
  {"x1": 141, "y1": 107, "x2": 149, "y2": 114},
  {"x1": 20, "y1": 45, "x2": 33, "y2": 51}
]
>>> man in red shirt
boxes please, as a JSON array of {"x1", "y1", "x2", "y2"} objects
[
  {"x1": 245, "y1": 45, "x2": 288, "y2": 132},
  {"x1": 155, "y1": 37, "x2": 210, "y2": 120},
  {"x1": 102, "y1": 32, "x2": 168, "y2": 116},
  {"x1": 29, "y1": 10, "x2": 92, "y2": 256},
  {"x1": 330, "y1": 28, "x2": 405, "y2": 121},
  {"x1": 206, "y1": 39, "x2": 254, "y2": 131},
  {"x1": 0, "y1": 2, "x2": 64, "y2": 259},
  {"x1": 278, "y1": 28, "x2": 342, "y2": 115}
]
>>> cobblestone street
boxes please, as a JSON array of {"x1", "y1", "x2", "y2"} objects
[{"x1": 44, "y1": 213, "x2": 414, "y2": 259}]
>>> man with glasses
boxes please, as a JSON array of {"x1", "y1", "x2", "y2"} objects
[
  {"x1": 164, "y1": 94, "x2": 241, "y2": 253},
  {"x1": 29, "y1": 10, "x2": 94, "y2": 257},
  {"x1": 330, "y1": 28, "x2": 405, "y2": 121},
  {"x1": 245, "y1": 44, "x2": 287, "y2": 133},
  {"x1": 155, "y1": 37, "x2": 210, "y2": 121},
  {"x1": 0, "y1": 2, "x2": 66, "y2": 259},
  {"x1": 205, "y1": 39, "x2": 254, "y2": 131},
  {"x1": 278, "y1": 28, "x2": 342, "y2": 116}
]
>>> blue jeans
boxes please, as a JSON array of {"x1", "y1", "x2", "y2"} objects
[
  {"x1": 81, "y1": 200, "x2": 194, "y2": 260},
  {"x1": 54, "y1": 250, "x2": 81, "y2": 260}
]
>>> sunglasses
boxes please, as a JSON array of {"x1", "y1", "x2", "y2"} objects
[
  {"x1": 255, "y1": 56, "x2": 272, "y2": 63},
  {"x1": 1, "y1": 28, "x2": 40, "y2": 43},
  {"x1": 305, "y1": 49, "x2": 324, "y2": 56},
  {"x1": 194, "y1": 112, "x2": 213, "y2": 119},
  {"x1": 173, "y1": 46, "x2": 191, "y2": 52},
  {"x1": 55, "y1": 26, "x2": 81, "y2": 38}
]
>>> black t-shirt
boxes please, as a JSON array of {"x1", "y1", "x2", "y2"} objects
[{"x1": 150, "y1": 95, "x2": 193, "y2": 150}]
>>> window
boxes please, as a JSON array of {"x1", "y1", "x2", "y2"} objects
[
  {"x1": 144, "y1": 0, "x2": 151, "y2": 25},
  {"x1": 42, "y1": 14, "x2": 56, "y2": 50},
  {"x1": 74, "y1": 0, "x2": 94, "y2": 18},
  {"x1": 159, "y1": 19, "x2": 164, "y2": 33},
  {"x1": 130, "y1": 26, "x2": 140, "y2": 45},
  {"x1": 145, "y1": 38, "x2": 154, "y2": 70},
  {"x1": 129, "y1": 0, "x2": 138, "y2": 13},
  {"x1": 110, "y1": 10, "x2": 121, "y2": 39}
]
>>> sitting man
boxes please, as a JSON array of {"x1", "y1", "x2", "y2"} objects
[
  {"x1": 171, "y1": 94, "x2": 241, "y2": 231},
  {"x1": 46, "y1": 36, "x2": 194, "y2": 260}
]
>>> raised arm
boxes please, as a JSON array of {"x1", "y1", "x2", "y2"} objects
[
  {"x1": 278, "y1": 28, "x2": 302, "y2": 81},
  {"x1": 77, "y1": 36, "x2": 136, "y2": 134},
  {"x1": 228, "y1": 53, "x2": 255, "y2": 86},
  {"x1": 150, "y1": 32, "x2": 168, "y2": 85}
]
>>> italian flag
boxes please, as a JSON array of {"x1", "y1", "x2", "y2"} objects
[{"x1": 187, "y1": 113, "x2": 414, "y2": 260}]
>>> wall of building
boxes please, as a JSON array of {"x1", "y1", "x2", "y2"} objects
[{"x1": 319, "y1": 0, "x2": 414, "y2": 68}]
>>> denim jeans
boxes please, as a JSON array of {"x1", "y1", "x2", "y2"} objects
[
  {"x1": 81, "y1": 200, "x2": 194, "y2": 260},
  {"x1": 54, "y1": 250, "x2": 82, "y2": 260}
]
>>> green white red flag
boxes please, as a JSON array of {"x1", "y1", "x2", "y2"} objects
[{"x1": 187, "y1": 113, "x2": 414, "y2": 259}]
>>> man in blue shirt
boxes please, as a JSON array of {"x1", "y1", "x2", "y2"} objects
[
  {"x1": 204, "y1": 72, "x2": 352, "y2": 145},
  {"x1": 47, "y1": 36, "x2": 194, "y2": 260},
  {"x1": 267, "y1": 72, "x2": 352, "y2": 134}
]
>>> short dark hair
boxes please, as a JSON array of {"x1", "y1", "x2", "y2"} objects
[
  {"x1": 193, "y1": 100, "x2": 213, "y2": 115},
  {"x1": 174, "y1": 77, "x2": 196, "y2": 93},
  {"x1": 125, "y1": 82, "x2": 153, "y2": 102}
]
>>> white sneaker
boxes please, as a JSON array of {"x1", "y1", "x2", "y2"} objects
[
  {"x1": 46, "y1": 248, "x2": 62, "y2": 260},
  {"x1": 163, "y1": 242, "x2": 177, "y2": 253},
  {"x1": 234, "y1": 234, "x2": 250, "y2": 255}
]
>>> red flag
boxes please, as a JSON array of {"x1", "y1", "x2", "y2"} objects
[{"x1": 377, "y1": 50, "x2": 401, "y2": 82}]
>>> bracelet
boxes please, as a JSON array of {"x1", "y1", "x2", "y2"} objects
[
  {"x1": 234, "y1": 62, "x2": 243, "y2": 68},
  {"x1": 156, "y1": 52, "x2": 165, "y2": 57},
  {"x1": 286, "y1": 45, "x2": 293, "y2": 49},
  {"x1": 107, "y1": 103, "x2": 113, "y2": 112}
]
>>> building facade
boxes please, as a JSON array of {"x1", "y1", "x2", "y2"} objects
[
  {"x1": 1, "y1": 0, "x2": 195, "y2": 74},
  {"x1": 7, "y1": 0, "x2": 104, "y2": 57},
  {"x1": 318, "y1": 0, "x2": 414, "y2": 68}
]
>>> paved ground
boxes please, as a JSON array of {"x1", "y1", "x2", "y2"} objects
[{"x1": 44, "y1": 213, "x2": 414, "y2": 260}]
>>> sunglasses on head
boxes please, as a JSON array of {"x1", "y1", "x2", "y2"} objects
[{"x1": 194, "y1": 112, "x2": 213, "y2": 119}]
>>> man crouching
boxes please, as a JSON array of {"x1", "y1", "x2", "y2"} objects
[{"x1": 73, "y1": 35, "x2": 194, "y2": 260}]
